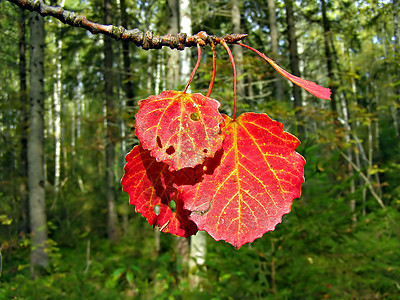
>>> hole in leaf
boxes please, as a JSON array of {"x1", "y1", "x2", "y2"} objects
[
  {"x1": 156, "y1": 136, "x2": 163, "y2": 148},
  {"x1": 190, "y1": 112, "x2": 200, "y2": 121},
  {"x1": 166, "y1": 145, "x2": 175, "y2": 155},
  {"x1": 169, "y1": 200, "x2": 176, "y2": 212},
  {"x1": 154, "y1": 205, "x2": 161, "y2": 216}
]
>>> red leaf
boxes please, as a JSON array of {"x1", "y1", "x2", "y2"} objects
[
  {"x1": 239, "y1": 43, "x2": 331, "y2": 100},
  {"x1": 121, "y1": 145, "x2": 198, "y2": 237},
  {"x1": 180, "y1": 113, "x2": 306, "y2": 248},
  {"x1": 135, "y1": 90, "x2": 225, "y2": 171}
]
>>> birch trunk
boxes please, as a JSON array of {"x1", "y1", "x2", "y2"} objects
[
  {"x1": 180, "y1": 0, "x2": 191, "y2": 91},
  {"x1": 153, "y1": 52, "x2": 163, "y2": 253},
  {"x1": 180, "y1": 0, "x2": 207, "y2": 287},
  {"x1": 28, "y1": 11, "x2": 49, "y2": 276},
  {"x1": 232, "y1": 0, "x2": 245, "y2": 99},
  {"x1": 52, "y1": 14, "x2": 63, "y2": 210},
  {"x1": 174, "y1": 0, "x2": 191, "y2": 276},
  {"x1": 158, "y1": 0, "x2": 182, "y2": 257},
  {"x1": 189, "y1": 231, "x2": 207, "y2": 287},
  {"x1": 71, "y1": 53, "x2": 84, "y2": 170},
  {"x1": 167, "y1": 0, "x2": 180, "y2": 90}
]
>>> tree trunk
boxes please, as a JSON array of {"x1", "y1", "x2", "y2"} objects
[
  {"x1": 179, "y1": 0, "x2": 207, "y2": 287},
  {"x1": 120, "y1": 0, "x2": 135, "y2": 110},
  {"x1": 174, "y1": 0, "x2": 191, "y2": 277},
  {"x1": 19, "y1": 8, "x2": 29, "y2": 236},
  {"x1": 153, "y1": 52, "x2": 163, "y2": 253},
  {"x1": 284, "y1": 0, "x2": 304, "y2": 137},
  {"x1": 28, "y1": 11, "x2": 49, "y2": 277},
  {"x1": 232, "y1": 0, "x2": 245, "y2": 99},
  {"x1": 104, "y1": 0, "x2": 119, "y2": 243},
  {"x1": 119, "y1": 0, "x2": 130, "y2": 236},
  {"x1": 167, "y1": 0, "x2": 180, "y2": 90},
  {"x1": 71, "y1": 53, "x2": 83, "y2": 172},
  {"x1": 180, "y1": 0, "x2": 191, "y2": 92},
  {"x1": 393, "y1": 0, "x2": 400, "y2": 137},
  {"x1": 189, "y1": 231, "x2": 207, "y2": 287},
  {"x1": 321, "y1": 0, "x2": 338, "y2": 119},
  {"x1": 323, "y1": 5, "x2": 357, "y2": 221},
  {"x1": 51, "y1": 16, "x2": 63, "y2": 210},
  {"x1": 267, "y1": 0, "x2": 283, "y2": 101},
  {"x1": 159, "y1": 0, "x2": 181, "y2": 255}
]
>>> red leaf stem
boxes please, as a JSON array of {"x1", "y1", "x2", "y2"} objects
[
  {"x1": 206, "y1": 42, "x2": 217, "y2": 98},
  {"x1": 221, "y1": 39, "x2": 237, "y2": 120},
  {"x1": 184, "y1": 43, "x2": 202, "y2": 93}
]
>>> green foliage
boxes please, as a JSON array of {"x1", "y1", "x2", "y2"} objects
[{"x1": 2, "y1": 202, "x2": 398, "y2": 299}]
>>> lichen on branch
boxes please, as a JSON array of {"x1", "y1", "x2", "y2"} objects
[{"x1": 8, "y1": 0, "x2": 247, "y2": 50}]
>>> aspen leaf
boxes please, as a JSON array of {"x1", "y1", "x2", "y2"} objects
[
  {"x1": 135, "y1": 90, "x2": 225, "y2": 171},
  {"x1": 121, "y1": 145, "x2": 198, "y2": 237},
  {"x1": 239, "y1": 43, "x2": 331, "y2": 100},
  {"x1": 180, "y1": 113, "x2": 306, "y2": 248}
]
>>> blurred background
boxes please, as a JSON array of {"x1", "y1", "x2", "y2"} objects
[{"x1": 0, "y1": 0, "x2": 399, "y2": 299}]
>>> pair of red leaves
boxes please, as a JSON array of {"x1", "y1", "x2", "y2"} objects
[
  {"x1": 122, "y1": 91, "x2": 305, "y2": 249},
  {"x1": 121, "y1": 47, "x2": 331, "y2": 249}
]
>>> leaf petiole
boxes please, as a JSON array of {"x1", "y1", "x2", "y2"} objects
[
  {"x1": 183, "y1": 43, "x2": 202, "y2": 93},
  {"x1": 221, "y1": 39, "x2": 237, "y2": 120},
  {"x1": 206, "y1": 42, "x2": 217, "y2": 98}
]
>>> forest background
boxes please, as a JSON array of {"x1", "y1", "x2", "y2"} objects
[{"x1": 0, "y1": 0, "x2": 399, "y2": 299}]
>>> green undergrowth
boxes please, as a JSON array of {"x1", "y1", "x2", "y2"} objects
[{"x1": 1, "y1": 203, "x2": 399, "y2": 300}]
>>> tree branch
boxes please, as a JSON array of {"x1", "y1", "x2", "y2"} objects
[
  {"x1": 339, "y1": 151, "x2": 386, "y2": 209},
  {"x1": 7, "y1": 0, "x2": 248, "y2": 50}
]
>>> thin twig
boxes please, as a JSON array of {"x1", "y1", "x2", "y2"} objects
[
  {"x1": 340, "y1": 151, "x2": 386, "y2": 209},
  {"x1": 159, "y1": 220, "x2": 170, "y2": 232},
  {"x1": 8, "y1": 0, "x2": 248, "y2": 50},
  {"x1": 83, "y1": 239, "x2": 91, "y2": 274}
]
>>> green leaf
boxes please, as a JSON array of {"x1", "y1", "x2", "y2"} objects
[
  {"x1": 0, "y1": 215, "x2": 12, "y2": 225},
  {"x1": 126, "y1": 270, "x2": 134, "y2": 285}
]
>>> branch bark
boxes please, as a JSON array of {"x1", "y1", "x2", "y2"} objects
[{"x1": 8, "y1": 0, "x2": 247, "y2": 50}]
